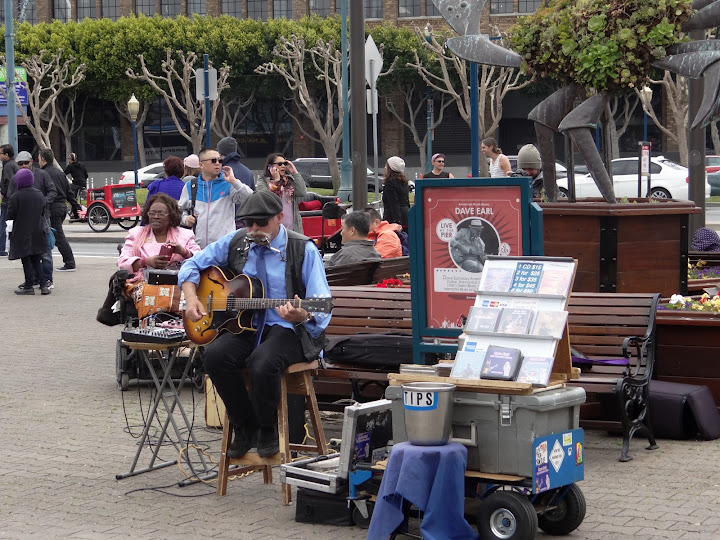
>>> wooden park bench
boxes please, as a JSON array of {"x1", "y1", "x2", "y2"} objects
[
  {"x1": 565, "y1": 292, "x2": 661, "y2": 461},
  {"x1": 324, "y1": 257, "x2": 410, "y2": 286}
]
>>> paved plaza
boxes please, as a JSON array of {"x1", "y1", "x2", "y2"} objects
[{"x1": 0, "y1": 239, "x2": 718, "y2": 539}]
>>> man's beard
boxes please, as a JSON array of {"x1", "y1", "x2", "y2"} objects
[{"x1": 248, "y1": 231, "x2": 272, "y2": 245}]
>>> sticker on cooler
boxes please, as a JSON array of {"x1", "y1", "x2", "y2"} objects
[
  {"x1": 403, "y1": 390, "x2": 438, "y2": 411},
  {"x1": 550, "y1": 439, "x2": 565, "y2": 473}
]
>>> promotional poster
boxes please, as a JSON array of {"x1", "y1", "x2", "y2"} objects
[{"x1": 423, "y1": 186, "x2": 523, "y2": 328}]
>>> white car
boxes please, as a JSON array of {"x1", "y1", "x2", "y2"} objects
[
  {"x1": 119, "y1": 162, "x2": 165, "y2": 187},
  {"x1": 556, "y1": 157, "x2": 710, "y2": 200}
]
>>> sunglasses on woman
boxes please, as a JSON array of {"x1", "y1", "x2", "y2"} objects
[
  {"x1": 245, "y1": 218, "x2": 270, "y2": 227},
  {"x1": 273, "y1": 161, "x2": 290, "y2": 166}
]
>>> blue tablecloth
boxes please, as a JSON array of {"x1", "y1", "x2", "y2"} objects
[{"x1": 367, "y1": 441, "x2": 478, "y2": 540}]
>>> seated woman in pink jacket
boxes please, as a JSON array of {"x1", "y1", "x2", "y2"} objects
[{"x1": 118, "y1": 193, "x2": 200, "y2": 273}]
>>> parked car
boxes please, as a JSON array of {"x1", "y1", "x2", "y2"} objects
[
  {"x1": 505, "y1": 156, "x2": 572, "y2": 177},
  {"x1": 293, "y1": 157, "x2": 414, "y2": 192},
  {"x1": 706, "y1": 155, "x2": 720, "y2": 173},
  {"x1": 119, "y1": 162, "x2": 165, "y2": 188},
  {"x1": 708, "y1": 171, "x2": 720, "y2": 196},
  {"x1": 556, "y1": 156, "x2": 710, "y2": 200}
]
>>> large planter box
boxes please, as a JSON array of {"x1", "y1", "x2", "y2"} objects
[
  {"x1": 540, "y1": 199, "x2": 700, "y2": 298},
  {"x1": 656, "y1": 310, "x2": 720, "y2": 411}
]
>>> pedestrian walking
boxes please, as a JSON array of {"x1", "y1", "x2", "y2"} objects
[
  {"x1": 481, "y1": 138, "x2": 512, "y2": 177},
  {"x1": 423, "y1": 153, "x2": 454, "y2": 179}
]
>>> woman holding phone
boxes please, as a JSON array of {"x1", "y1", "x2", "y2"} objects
[
  {"x1": 118, "y1": 193, "x2": 200, "y2": 273},
  {"x1": 256, "y1": 153, "x2": 307, "y2": 234}
]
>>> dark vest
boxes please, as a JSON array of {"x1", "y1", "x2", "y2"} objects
[
  {"x1": 423, "y1": 171, "x2": 450, "y2": 179},
  {"x1": 227, "y1": 228, "x2": 325, "y2": 362}
]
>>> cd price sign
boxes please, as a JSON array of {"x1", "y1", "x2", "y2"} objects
[{"x1": 509, "y1": 263, "x2": 543, "y2": 294}]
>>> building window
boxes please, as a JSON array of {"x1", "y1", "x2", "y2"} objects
[
  {"x1": 248, "y1": 0, "x2": 268, "y2": 20},
  {"x1": 162, "y1": 0, "x2": 181, "y2": 17},
  {"x1": 309, "y1": 0, "x2": 331, "y2": 17},
  {"x1": 188, "y1": 0, "x2": 206, "y2": 16},
  {"x1": 54, "y1": 0, "x2": 71, "y2": 21},
  {"x1": 365, "y1": 0, "x2": 382, "y2": 19},
  {"x1": 20, "y1": 2, "x2": 37, "y2": 23},
  {"x1": 273, "y1": 0, "x2": 292, "y2": 18},
  {"x1": 136, "y1": 0, "x2": 156, "y2": 16},
  {"x1": 398, "y1": 0, "x2": 420, "y2": 17},
  {"x1": 517, "y1": 0, "x2": 542, "y2": 13},
  {"x1": 425, "y1": 0, "x2": 439, "y2": 16},
  {"x1": 103, "y1": 0, "x2": 121, "y2": 20},
  {"x1": 77, "y1": 0, "x2": 97, "y2": 20},
  {"x1": 222, "y1": 0, "x2": 242, "y2": 17},
  {"x1": 490, "y1": 1, "x2": 513, "y2": 13}
]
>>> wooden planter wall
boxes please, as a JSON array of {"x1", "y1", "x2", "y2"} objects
[{"x1": 540, "y1": 200, "x2": 699, "y2": 298}]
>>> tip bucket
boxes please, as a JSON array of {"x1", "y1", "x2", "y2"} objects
[{"x1": 402, "y1": 382, "x2": 456, "y2": 445}]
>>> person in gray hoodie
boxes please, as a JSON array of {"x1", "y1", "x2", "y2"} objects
[
  {"x1": 325, "y1": 211, "x2": 381, "y2": 268},
  {"x1": 178, "y1": 147, "x2": 252, "y2": 248}
]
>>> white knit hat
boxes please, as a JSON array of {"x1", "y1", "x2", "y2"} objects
[{"x1": 387, "y1": 156, "x2": 405, "y2": 173}]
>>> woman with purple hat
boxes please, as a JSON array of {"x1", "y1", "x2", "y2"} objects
[
  {"x1": 7, "y1": 168, "x2": 50, "y2": 295},
  {"x1": 423, "y1": 153, "x2": 455, "y2": 179}
]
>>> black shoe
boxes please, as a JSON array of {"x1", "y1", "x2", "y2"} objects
[
  {"x1": 57, "y1": 264, "x2": 76, "y2": 272},
  {"x1": 18, "y1": 281, "x2": 39, "y2": 289},
  {"x1": 40, "y1": 285, "x2": 51, "y2": 295},
  {"x1": 14, "y1": 285, "x2": 35, "y2": 295},
  {"x1": 257, "y1": 425, "x2": 279, "y2": 458},
  {"x1": 227, "y1": 424, "x2": 257, "y2": 459}
]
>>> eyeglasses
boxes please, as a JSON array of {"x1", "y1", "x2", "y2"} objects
[
  {"x1": 17, "y1": 161, "x2": 29, "y2": 166},
  {"x1": 201, "y1": 158, "x2": 221, "y2": 164},
  {"x1": 273, "y1": 161, "x2": 290, "y2": 166},
  {"x1": 147, "y1": 211, "x2": 169, "y2": 218},
  {"x1": 435, "y1": 160, "x2": 444, "y2": 163},
  {"x1": 245, "y1": 218, "x2": 270, "y2": 227}
]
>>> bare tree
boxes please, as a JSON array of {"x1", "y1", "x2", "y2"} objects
[
  {"x1": 48, "y1": 93, "x2": 88, "y2": 164},
  {"x1": 213, "y1": 94, "x2": 255, "y2": 145},
  {"x1": 408, "y1": 27, "x2": 532, "y2": 175},
  {"x1": 384, "y1": 83, "x2": 453, "y2": 172},
  {"x1": 0, "y1": 50, "x2": 85, "y2": 151},
  {"x1": 114, "y1": 99, "x2": 151, "y2": 168},
  {"x1": 636, "y1": 71, "x2": 689, "y2": 165},
  {"x1": 255, "y1": 36, "x2": 347, "y2": 192},
  {"x1": 126, "y1": 50, "x2": 230, "y2": 154},
  {"x1": 608, "y1": 94, "x2": 641, "y2": 159}
]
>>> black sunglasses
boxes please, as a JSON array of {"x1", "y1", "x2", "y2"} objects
[
  {"x1": 273, "y1": 161, "x2": 290, "y2": 166},
  {"x1": 17, "y1": 161, "x2": 29, "y2": 166},
  {"x1": 435, "y1": 160, "x2": 444, "y2": 163},
  {"x1": 245, "y1": 218, "x2": 270, "y2": 227},
  {"x1": 201, "y1": 158, "x2": 221, "y2": 164}
]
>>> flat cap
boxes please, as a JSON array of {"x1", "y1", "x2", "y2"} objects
[
  {"x1": 236, "y1": 190, "x2": 283, "y2": 221},
  {"x1": 16, "y1": 151, "x2": 32, "y2": 162}
]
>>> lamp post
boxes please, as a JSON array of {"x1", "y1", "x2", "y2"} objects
[
  {"x1": 127, "y1": 94, "x2": 140, "y2": 189},
  {"x1": 639, "y1": 85, "x2": 653, "y2": 142},
  {"x1": 424, "y1": 24, "x2": 433, "y2": 174}
]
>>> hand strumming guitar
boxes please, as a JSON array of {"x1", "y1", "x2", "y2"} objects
[{"x1": 181, "y1": 282, "x2": 207, "y2": 322}]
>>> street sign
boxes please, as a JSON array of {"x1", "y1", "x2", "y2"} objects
[
  {"x1": 366, "y1": 88, "x2": 378, "y2": 115},
  {"x1": 0, "y1": 67, "x2": 28, "y2": 106},
  {"x1": 195, "y1": 67, "x2": 218, "y2": 100},
  {"x1": 364, "y1": 35, "x2": 382, "y2": 87}
]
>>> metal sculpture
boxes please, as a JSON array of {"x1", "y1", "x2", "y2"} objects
[{"x1": 431, "y1": 0, "x2": 720, "y2": 203}]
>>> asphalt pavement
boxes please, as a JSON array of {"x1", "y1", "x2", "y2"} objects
[{"x1": 0, "y1": 221, "x2": 718, "y2": 539}]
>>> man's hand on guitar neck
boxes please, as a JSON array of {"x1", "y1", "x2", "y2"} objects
[
  {"x1": 276, "y1": 294, "x2": 311, "y2": 324},
  {"x1": 182, "y1": 282, "x2": 207, "y2": 322}
]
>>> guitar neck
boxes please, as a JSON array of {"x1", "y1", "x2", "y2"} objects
[{"x1": 228, "y1": 298, "x2": 304, "y2": 310}]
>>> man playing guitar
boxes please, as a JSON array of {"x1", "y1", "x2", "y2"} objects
[{"x1": 179, "y1": 189, "x2": 331, "y2": 459}]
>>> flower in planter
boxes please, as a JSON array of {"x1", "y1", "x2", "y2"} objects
[
  {"x1": 660, "y1": 293, "x2": 720, "y2": 313},
  {"x1": 688, "y1": 260, "x2": 720, "y2": 280},
  {"x1": 376, "y1": 278, "x2": 406, "y2": 288}
]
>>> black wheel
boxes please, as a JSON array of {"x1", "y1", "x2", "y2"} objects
[
  {"x1": 558, "y1": 187, "x2": 570, "y2": 200},
  {"x1": 87, "y1": 204, "x2": 111, "y2": 232},
  {"x1": 119, "y1": 372, "x2": 129, "y2": 391},
  {"x1": 537, "y1": 484, "x2": 586, "y2": 536},
  {"x1": 648, "y1": 187, "x2": 671, "y2": 199},
  {"x1": 116, "y1": 339, "x2": 131, "y2": 391},
  {"x1": 476, "y1": 491, "x2": 538, "y2": 540},
  {"x1": 352, "y1": 501, "x2": 374, "y2": 529},
  {"x1": 118, "y1": 216, "x2": 139, "y2": 230}
]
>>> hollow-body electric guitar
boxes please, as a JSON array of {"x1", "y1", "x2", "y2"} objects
[{"x1": 183, "y1": 266, "x2": 333, "y2": 345}]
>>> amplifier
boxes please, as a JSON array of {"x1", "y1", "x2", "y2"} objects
[
  {"x1": 121, "y1": 325, "x2": 186, "y2": 344},
  {"x1": 144, "y1": 268, "x2": 179, "y2": 285}
]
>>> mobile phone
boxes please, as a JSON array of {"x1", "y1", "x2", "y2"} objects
[{"x1": 159, "y1": 244, "x2": 173, "y2": 258}]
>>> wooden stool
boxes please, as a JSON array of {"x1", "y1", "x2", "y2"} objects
[{"x1": 216, "y1": 360, "x2": 328, "y2": 505}]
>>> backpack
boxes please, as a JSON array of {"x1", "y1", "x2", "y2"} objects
[{"x1": 396, "y1": 230, "x2": 409, "y2": 256}]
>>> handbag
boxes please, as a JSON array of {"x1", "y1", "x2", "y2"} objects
[{"x1": 47, "y1": 227, "x2": 56, "y2": 250}]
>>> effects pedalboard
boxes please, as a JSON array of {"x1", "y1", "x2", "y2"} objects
[{"x1": 121, "y1": 318, "x2": 187, "y2": 344}]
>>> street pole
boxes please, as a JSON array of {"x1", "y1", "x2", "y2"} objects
[
  {"x1": 128, "y1": 94, "x2": 140, "y2": 189},
  {"x1": 337, "y1": 0, "x2": 352, "y2": 202},
  {"x1": 132, "y1": 122, "x2": 138, "y2": 188},
  {"x1": 4, "y1": 0, "x2": 17, "y2": 151},
  {"x1": 470, "y1": 62, "x2": 479, "y2": 177},
  {"x1": 687, "y1": 29, "x2": 706, "y2": 234},
  {"x1": 424, "y1": 26, "x2": 432, "y2": 174},
  {"x1": 349, "y1": 0, "x2": 367, "y2": 211},
  {"x1": 203, "y1": 54, "x2": 211, "y2": 148}
]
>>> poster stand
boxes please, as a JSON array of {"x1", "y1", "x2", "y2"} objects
[{"x1": 409, "y1": 177, "x2": 543, "y2": 364}]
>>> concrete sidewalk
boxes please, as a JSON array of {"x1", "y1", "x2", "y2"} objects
[{"x1": 0, "y1": 255, "x2": 718, "y2": 539}]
